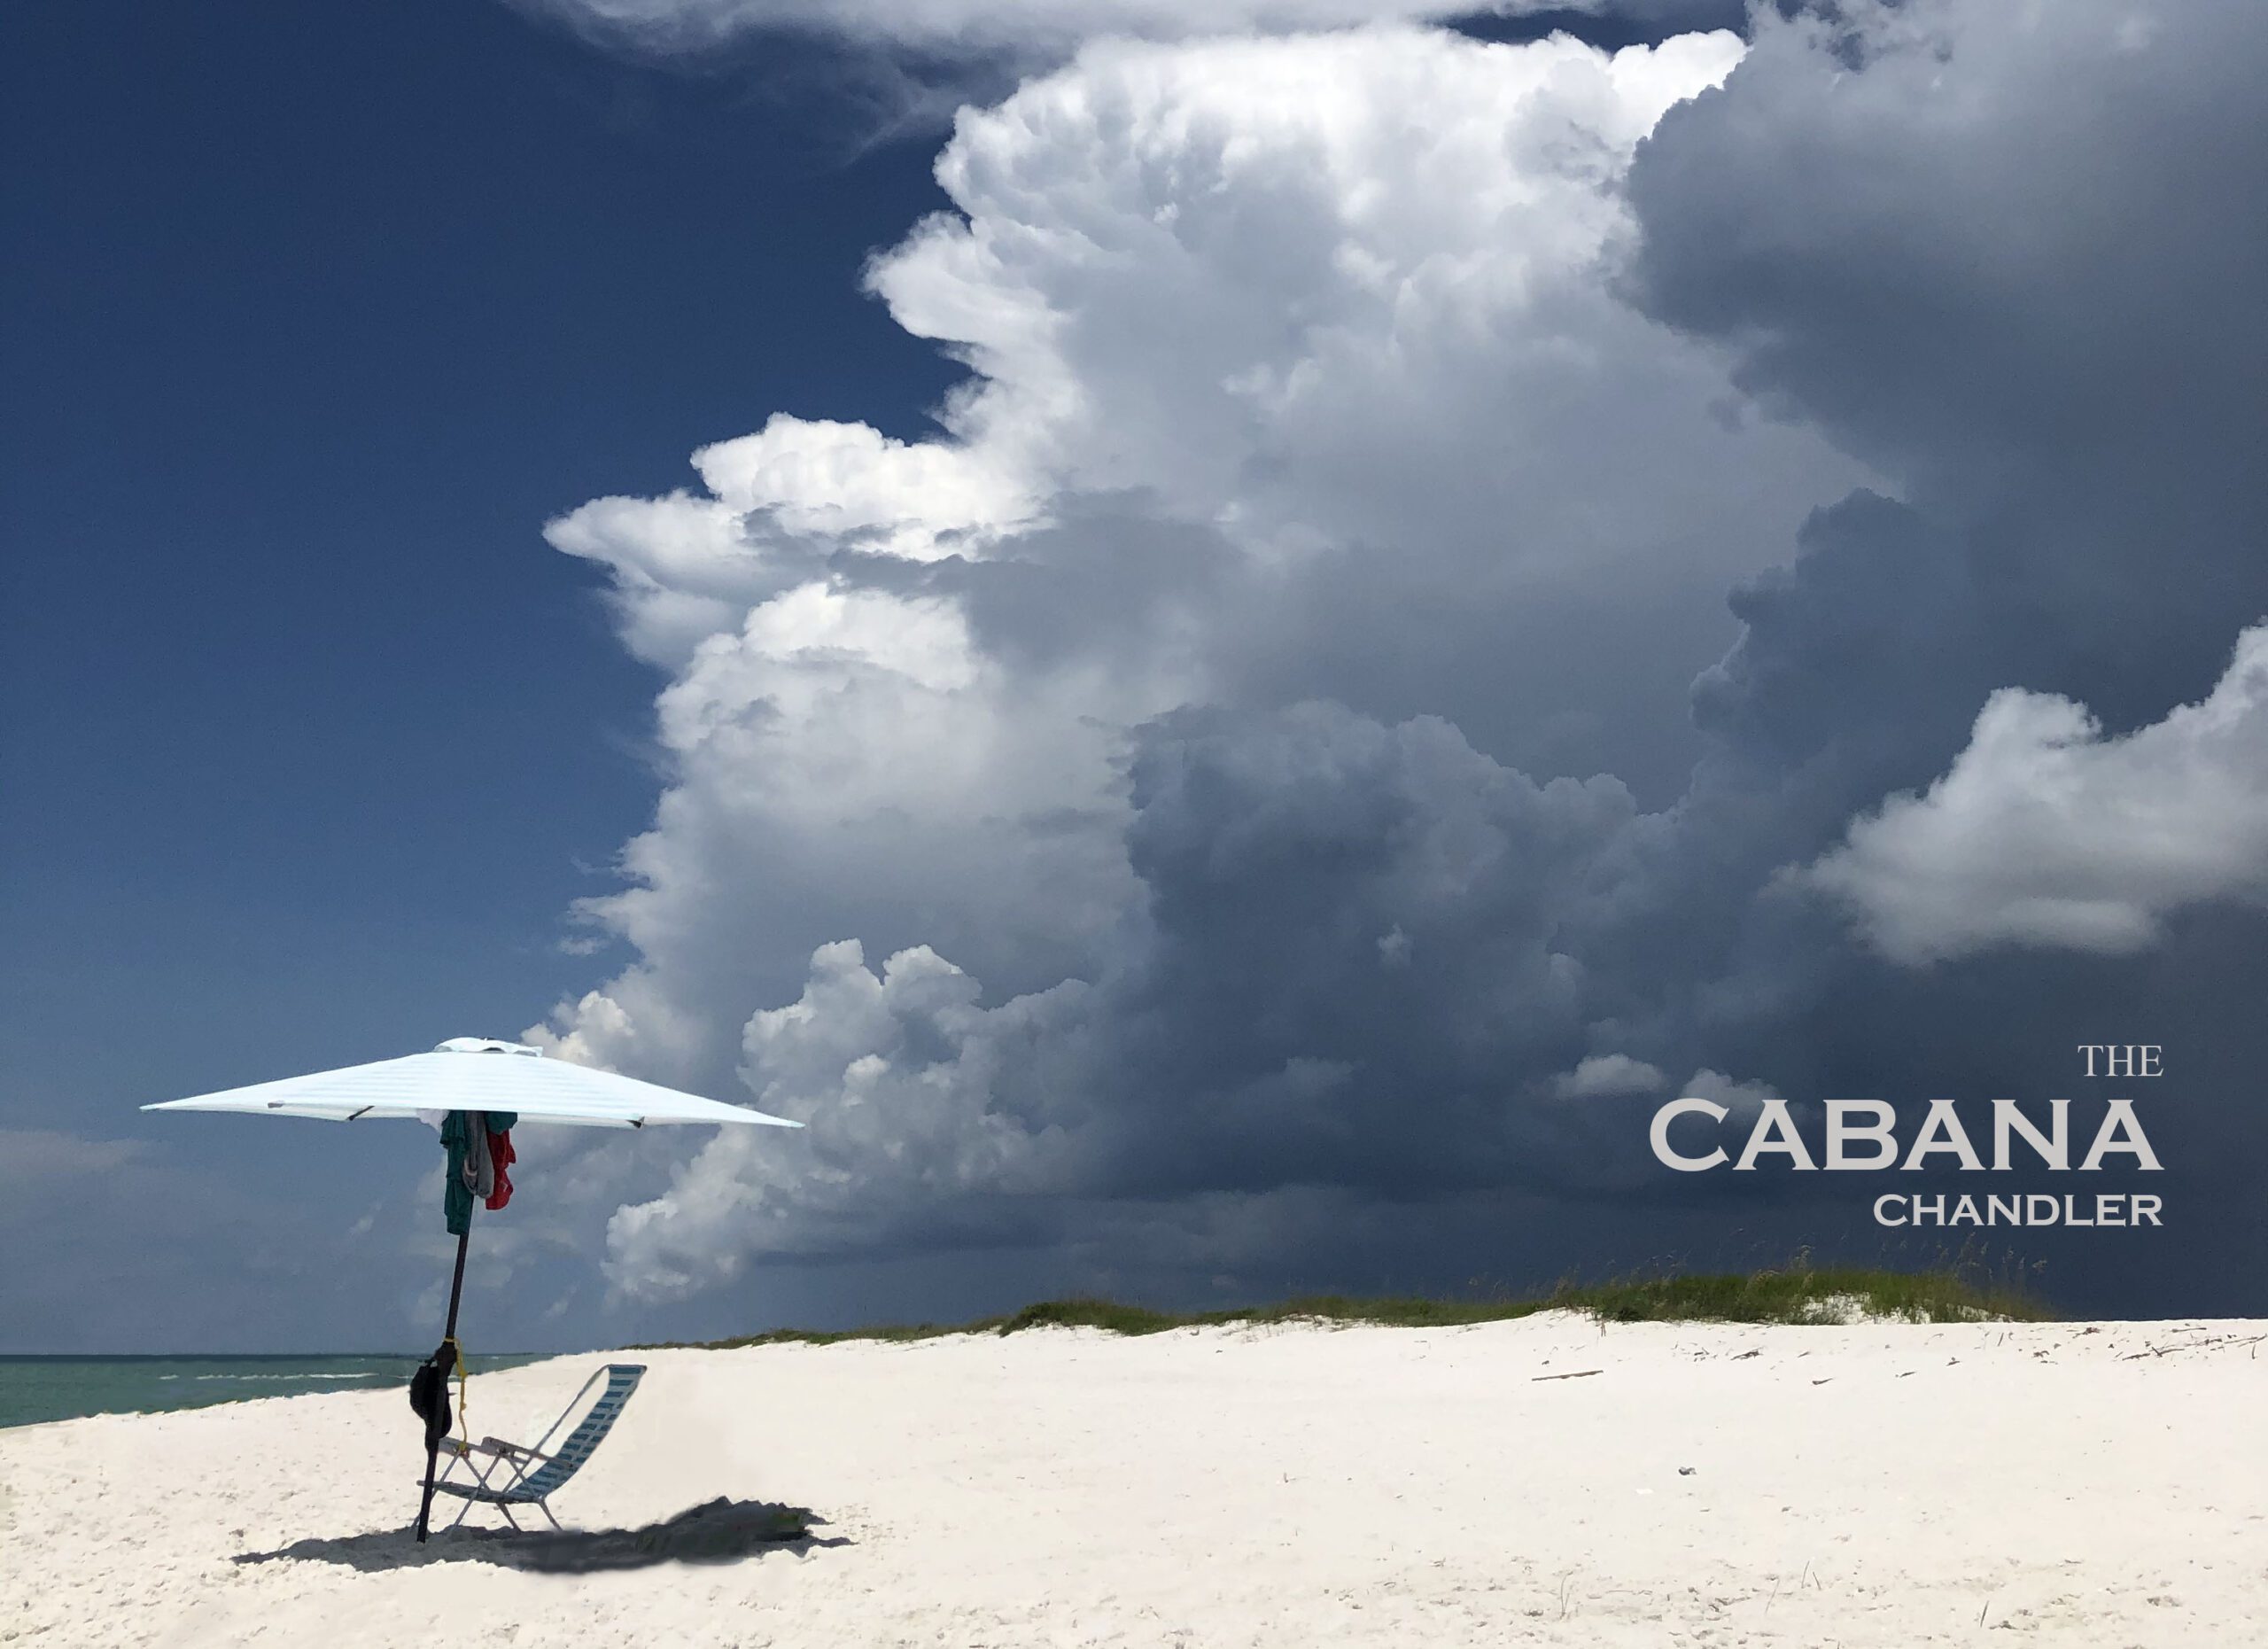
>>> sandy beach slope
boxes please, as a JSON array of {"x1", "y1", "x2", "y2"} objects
[{"x1": 2, "y1": 1312, "x2": 2261, "y2": 1647}]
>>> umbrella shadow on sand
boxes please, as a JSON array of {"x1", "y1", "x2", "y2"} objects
[{"x1": 235, "y1": 1497, "x2": 846, "y2": 1575}]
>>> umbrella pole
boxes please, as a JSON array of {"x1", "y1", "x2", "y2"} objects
[{"x1": 413, "y1": 1215, "x2": 473, "y2": 1544}]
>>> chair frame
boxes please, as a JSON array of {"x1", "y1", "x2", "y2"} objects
[{"x1": 429, "y1": 1363, "x2": 643, "y2": 1532}]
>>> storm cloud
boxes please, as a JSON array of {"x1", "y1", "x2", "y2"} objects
[{"x1": 533, "y1": 1, "x2": 2268, "y2": 1326}]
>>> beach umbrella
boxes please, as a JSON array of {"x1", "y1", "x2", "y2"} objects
[{"x1": 144, "y1": 1035, "x2": 801, "y2": 1540}]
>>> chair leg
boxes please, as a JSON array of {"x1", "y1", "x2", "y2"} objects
[
  {"x1": 495, "y1": 1502, "x2": 523, "y2": 1532},
  {"x1": 535, "y1": 1498, "x2": 564, "y2": 1533},
  {"x1": 436, "y1": 1447, "x2": 482, "y2": 1532}
]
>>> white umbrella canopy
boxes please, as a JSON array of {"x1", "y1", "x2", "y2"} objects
[
  {"x1": 144, "y1": 1036, "x2": 802, "y2": 1130},
  {"x1": 144, "y1": 1035, "x2": 801, "y2": 1543}
]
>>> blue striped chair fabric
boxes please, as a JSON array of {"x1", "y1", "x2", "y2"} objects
[{"x1": 431, "y1": 1364, "x2": 644, "y2": 1519}]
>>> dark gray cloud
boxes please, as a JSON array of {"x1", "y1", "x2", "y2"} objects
[
  {"x1": 1627, "y1": 0, "x2": 2268, "y2": 731},
  {"x1": 1102, "y1": 701, "x2": 1635, "y2": 1193}
]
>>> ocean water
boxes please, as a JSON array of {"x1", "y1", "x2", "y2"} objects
[{"x1": 0, "y1": 1354, "x2": 548, "y2": 1430}]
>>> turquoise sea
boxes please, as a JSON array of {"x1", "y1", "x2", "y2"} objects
[{"x1": 0, "y1": 1354, "x2": 548, "y2": 1430}]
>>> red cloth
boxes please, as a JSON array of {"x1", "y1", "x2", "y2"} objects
[{"x1": 484, "y1": 1126, "x2": 516, "y2": 1210}]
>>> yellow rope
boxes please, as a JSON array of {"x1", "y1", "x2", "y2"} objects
[{"x1": 443, "y1": 1336, "x2": 470, "y2": 1454}]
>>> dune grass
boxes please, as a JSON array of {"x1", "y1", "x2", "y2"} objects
[{"x1": 643, "y1": 1258, "x2": 2047, "y2": 1351}]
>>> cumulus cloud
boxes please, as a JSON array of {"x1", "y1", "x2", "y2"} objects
[
  {"x1": 604, "y1": 939, "x2": 1091, "y2": 1299},
  {"x1": 602, "y1": 700, "x2": 1655, "y2": 1296},
  {"x1": 1797, "y1": 623, "x2": 2268, "y2": 963},
  {"x1": 523, "y1": 0, "x2": 2268, "y2": 1320},
  {"x1": 1678, "y1": 1068, "x2": 1778, "y2": 1114},
  {"x1": 534, "y1": 24, "x2": 1858, "y2": 1097},
  {"x1": 1553, "y1": 1054, "x2": 1666, "y2": 1098}
]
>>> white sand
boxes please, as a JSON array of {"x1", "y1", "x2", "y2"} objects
[{"x1": 2, "y1": 1313, "x2": 2262, "y2": 1646}]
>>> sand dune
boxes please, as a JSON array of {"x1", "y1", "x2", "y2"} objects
[{"x1": 2, "y1": 1312, "x2": 2261, "y2": 1646}]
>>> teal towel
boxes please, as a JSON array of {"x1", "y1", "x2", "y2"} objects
[{"x1": 439, "y1": 1110, "x2": 519, "y2": 1234}]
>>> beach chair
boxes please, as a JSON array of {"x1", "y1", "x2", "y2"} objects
[{"x1": 429, "y1": 1363, "x2": 644, "y2": 1531}]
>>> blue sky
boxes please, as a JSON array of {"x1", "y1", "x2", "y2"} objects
[
  {"x1": 6, "y1": 0, "x2": 2265, "y2": 1351},
  {"x1": 3, "y1": 0, "x2": 958, "y2": 1124}
]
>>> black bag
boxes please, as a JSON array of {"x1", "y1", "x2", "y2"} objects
[{"x1": 408, "y1": 1342, "x2": 458, "y2": 1450}]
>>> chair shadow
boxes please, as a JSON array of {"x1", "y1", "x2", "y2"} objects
[{"x1": 235, "y1": 1497, "x2": 847, "y2": 1575}]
